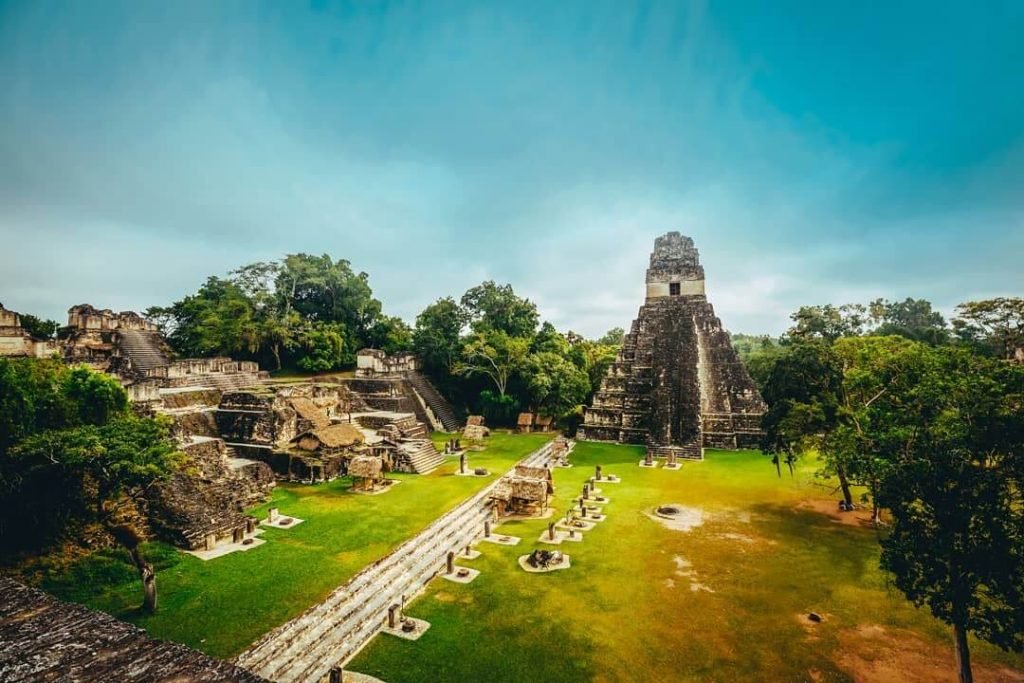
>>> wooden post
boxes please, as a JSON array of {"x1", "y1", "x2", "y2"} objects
[
  {"x1": 446, "y1": 551, "x2": 455, "y2": 574},
  {"x1": 484, "y1": 520, "x2": 491, "y2": 537},
  {"x1": 548, "y1": 522, "x2": 555, "y2": 540}
]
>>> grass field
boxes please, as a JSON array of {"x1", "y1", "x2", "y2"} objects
[
  {"x1": 348, "y1": 441, "x2": 1024, "y2": 683},
  {"x1": 39, "y1": 431, "x2": 551, "y2": 658}
]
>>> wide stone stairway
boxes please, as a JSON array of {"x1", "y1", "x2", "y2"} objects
[
  {"x1": 407, "y1": 372, "x2": 463, "y2": 432},
  {"x1": 236, "y1": 441, "x2": 555, "y2": 683},
  {"x1": 117, "y1": 329, "x2": 169, "y2": 371},
  {"x1": 399, "y1": 439, "x2": 446, "y2": 474}
]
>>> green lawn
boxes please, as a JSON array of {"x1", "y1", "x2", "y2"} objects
[
  {"x1": 349, "y1": 442, "x2": 1024, "y2": 683},
  {"x1": 40, "y1": 431, "x2": 551, "y2": 658}
]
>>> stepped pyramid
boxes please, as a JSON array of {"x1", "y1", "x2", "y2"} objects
[{"x1": 577, "y1": 232, "x2": 765, "y2": 459}]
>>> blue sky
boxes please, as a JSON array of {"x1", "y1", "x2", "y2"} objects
[{"x1": 1, "y1": 0, "x2": 1021, "y2": 336}]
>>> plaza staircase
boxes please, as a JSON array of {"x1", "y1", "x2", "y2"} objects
[
  {"x1": 407, "y1": 372, "x2": 462, "y2": 432},
  {"x1": 236, "y1": 440, "x2": 556, "y2": 683},
  {"x1": 117, "y1": 330, "x2": 169, "y2": 372},
  {"x1": 399, "y1": 439, "x2": 445, "y2": 474}
]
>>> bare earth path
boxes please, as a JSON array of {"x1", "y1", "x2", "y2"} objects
[{"x1": 236, "y1": 440, "x2": 556, "y2": 683}]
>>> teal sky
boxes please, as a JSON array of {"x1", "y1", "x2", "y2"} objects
[{"x1": 1, "y1": 1, "x2": 1022, "y2": 336}]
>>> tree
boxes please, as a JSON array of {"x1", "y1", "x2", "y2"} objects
[
  {"x1": 366, "y1": 315, "x2": 413, "y2": 355},
  {"x1": 460, "y1": 281, "x2": 539, "y2": 337},
  {"x1": 456, "y1": 330, "x2": 530, "y2": 398},
  {"x1": 596, "y1": 327, "x2": 625, "y2": 346},
  {"x1": 19, "y1": 313, "x2": 59, "y2": 340},
  {"x1": 276, "y1": 253, "x2": 382, "y2": 344},
  {"x1": 787, "y1": 304, "x2": 868, "y2": 342},
  {"x1": 296, "y1": 322, "x2": 348, "y2": 373},
  {"x1": 953, "y1": 298, "x2": 1024, "y2": 360},
  {"x1": 759, "y1": 340, "x2": 846, "y2": 489},
  {"x1": 413, "y1": 297, "x2": 468, "y2": 377},
  {"x1": 868, "y1": 297, "x2": 949, "y2": 344},
  {"x1": 876, "y1": 348, "x2": 1024, "y2": 682},
  {"x1": 523, "y1": 351, "x2": 591, "y2": 419},
  {"x1": 12, "y1": 415, "x2": 184, "y2": 612}
]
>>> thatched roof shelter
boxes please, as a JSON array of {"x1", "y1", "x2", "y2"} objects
[
  {"x1": 348, "y1": 455, "x2": 383, "y2": 480},
  {"x1": 517, "y1": 412, "x2": 534, "y2": 428},
  {"x1": 490, "y1": 475, "x2": 549, "y2": 503},
  {"x1": 292, "y1": 423, "x2": 364, "y2": 452},
  {"x1": 514, "y1": 464, "x2": 552, "y2": 483},
  {"x1": 290, "y1": 397, "x2": 330, "y2": 429}
]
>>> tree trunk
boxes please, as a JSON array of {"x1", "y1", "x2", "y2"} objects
[
  {"x1": 773, "y1": 455, "x2": 781, "y2": 478},
  {"x1": 128, "y1": 546, "x2": 158, "y2": 612},
  {"x1": 108, "y1": 524, "x2": 158, "y2": 613},
  {"x1": 271, "y1": 343, "x2": 282, "y2": 370},
  {"x1": 954, "y1": 621, "x2": 973, "y2": 683},
  {"x1": 836, "y1": 464, "x2": 854, "y2": 507}
]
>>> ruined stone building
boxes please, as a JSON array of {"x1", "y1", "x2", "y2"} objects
[
  {"x1": 0, "y1": 302, "x2": 58, "y2": 358},
  {"x1": 577, "y1": 232, "x2": 766, "y2": 459}
]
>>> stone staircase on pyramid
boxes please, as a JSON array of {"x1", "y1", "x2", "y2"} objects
[
  {"x1": 407, "y1": 371, "x2": 462, "y2": 432},
  {"x1": 397, "y1": 439, "x2": 446, "y2": 474},
  {"x1": 117, "y1": 329, "x2": 170, "y2": 372}
]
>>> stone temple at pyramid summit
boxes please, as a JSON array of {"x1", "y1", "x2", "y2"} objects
[{"x1": 577, "y1": 232, "x2": 766, "y2": 461}]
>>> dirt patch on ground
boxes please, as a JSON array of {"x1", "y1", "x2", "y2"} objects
[
  {"x1": 433, "y1": 591, "x2": 473, "y2": 605},
  {"x1": 647, "y1": 505, "x2": 705, "y2": 531},
  {"x1": 797, "y1": 499, "x2": 876, "y2": 528},
  {"x1": 834, "y1": 624, "x2": 1024, "y2": 683}
]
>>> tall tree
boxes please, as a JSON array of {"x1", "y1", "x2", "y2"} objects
[
  {"x1": 788, "y1": 304, "x2": 868, "y2": 342},
  {"x1": 868, "y1": 297, "x2": 949, "y2": 344},
  {"x1": 12, "y1": 416, "x2": 184, "y2": 612},
  {"x1": 522, "y1": 351, "x2": 591, "y2": 419},
  {"x1": 460, "y1": 281, "x2": 539, "y2": 337},
  {"x1": 456, "y1": 330, "x2": 530, "y2": 399},
  {"x1": 876, "y1": 347, "x2": 1024, "y2": 682},
  {"x1": 413, "y1": 297, "x2": 468, "y2": 377},
  {"x1": 953, "y1": 298, "x2": 1024, "y2": 360}
]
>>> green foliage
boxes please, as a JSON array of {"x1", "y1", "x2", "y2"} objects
[
  {"x1": 413, "y1": 297, "x2": 467, "y2": 377},
  {"x1": 876, "y1": 347, "x2": 1024, "y2": 664},
  {"x1": 456, "y1": 330, "x2": 531, "y2": 397},
  {"x1": 18, "y1": 313, "x2": 60, "y2": 340},
  {"x1": 460, "y1": 281, "x2": 539, "y2": 337},
  {"x1": 0, "y1": 360, "x2": 180, "y2": 554},
  {"x1": 522, "y1": 351, "x2": 591, "y2": 419},
  {"x1": 149, "y1": 253, "x2": 403, "y2": 372},
  {"x1": 296, "y1": 322, "x2": 348, "y2": 372},
  {"x1": 595, "y1": 326, "x2": 625, "y2": 346},
  {"x1": 788, "y1": 303, "x2": 868, "y2": 341},
  {"x1": 953, "y1": 297, "x2": 1024, "y2": 359},
  {"x1": 868, "y1": 297, "x2": 949, "y2": 345}
]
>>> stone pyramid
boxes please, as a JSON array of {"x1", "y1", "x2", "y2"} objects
[{"x1": 577, "y1": 232, "x2": 765, "y2": 460}]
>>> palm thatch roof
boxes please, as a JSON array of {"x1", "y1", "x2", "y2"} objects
[
  {"x1": 292, "y1": 423, "x2": 364, "y2": 450},
  {"x1": 490, "y1": 475, "x2": 549, "y2": 502},
  {"x1": 290, "y1": 398, "x2": 330, "y2": 429},
  {"x1": 348, "y1": 455, "x2": 383, "y2": 479},
  {"x1": 517, "y1": 412, "x2": 534, "y2": 427},
  {"x1": 514, "y1": 464, "x2": 552, "y2": 482}
]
